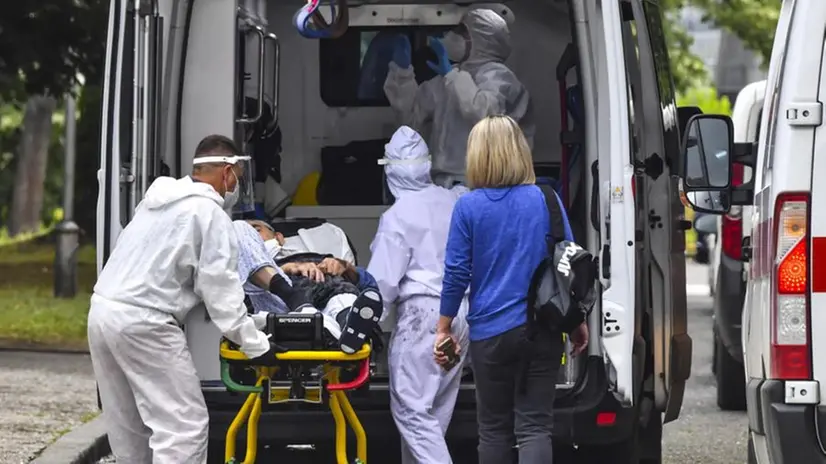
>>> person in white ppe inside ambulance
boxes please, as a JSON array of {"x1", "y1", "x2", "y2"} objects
[
  {"x1": 87, "y1": 134, "x2": 279, "y2": 463},
  {"x1": 366, "y1": 125, "x2": 470, "y2": 464},
  {"x1": 383, "y1": 8, "x2": 534, "y2": 189}
]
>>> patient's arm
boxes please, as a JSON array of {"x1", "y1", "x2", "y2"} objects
[
  {"x1": 249, "y1": 266, "x2": 277, "y2": 289},
  {"x1": 318, "y1": 257, "x2": 359, "y2": 283},
  {"x1": 281, "y1": 262, "x2": 324, "y2": 282}
]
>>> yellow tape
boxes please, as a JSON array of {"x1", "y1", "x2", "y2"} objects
[{"x1": 561, "y1": 333, "x2": 567, "y2": 365}]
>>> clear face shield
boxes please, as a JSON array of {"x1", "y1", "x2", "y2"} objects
[{"x1": 192, "y1": 155, "x2": 256, "y2": 215}]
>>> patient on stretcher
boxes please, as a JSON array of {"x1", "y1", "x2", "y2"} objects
[{"x1": 232, "y1": 221, "x2": 383, "y2": 354}]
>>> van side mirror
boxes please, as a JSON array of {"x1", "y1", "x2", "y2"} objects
[{"x1": 680, "y1": 114, "x2": 735, "y2": 214}]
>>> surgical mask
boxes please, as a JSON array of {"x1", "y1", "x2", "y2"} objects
[
  {"x1": 223, "y1": 170, "x2": 240, "y2": 212},
  {"x1": 442, "y1": 31, "x2": 469, "y2": 63},
  {"x1": 264, "y1": 238, "x2": 281, "y2": 258},
  {"x1": 191, "y1": 155, "x2": 254, "y2": 214}
]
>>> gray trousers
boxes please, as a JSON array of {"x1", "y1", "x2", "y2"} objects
[{"x1": 470, "y1": 324, "x2": 563, "y2": 464}]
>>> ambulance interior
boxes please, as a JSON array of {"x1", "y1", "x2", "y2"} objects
[{"x1": 182, "y1": 0, "x2": 594, "y2": 390}]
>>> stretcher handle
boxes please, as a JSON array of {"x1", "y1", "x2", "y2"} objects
[
  {"x1": 219, "y1": 339, "x2": 372, "y2": 363},
  {"x1": 220, "y1": 358, "x2": 264, "y2": 394},
  {"x1": 327, "y1": 358, "x2": 370, "y2": 391}
]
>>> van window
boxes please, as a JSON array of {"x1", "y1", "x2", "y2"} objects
[{"x1": 319, "y1": 26, "x2": 452, "y2": 107}]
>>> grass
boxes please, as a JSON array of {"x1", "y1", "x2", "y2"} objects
[{"x1": 0, "y1": 240, "x2": 96, "y2": 350}]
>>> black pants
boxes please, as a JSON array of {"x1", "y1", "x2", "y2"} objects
[{"x1": 470, "y1": 324, "x2": 564, "y2": 464}]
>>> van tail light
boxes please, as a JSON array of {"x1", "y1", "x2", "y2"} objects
[
  {"x1": 770, "y1": 192, "x2": 811, "y2": 380},
  {"x1": 721, "y1": 163, "x2": 744, "y2": 260}
]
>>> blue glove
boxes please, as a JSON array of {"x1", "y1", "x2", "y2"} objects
[
  {"x1": 427, "y1": 37, "x2": 452, "y2": 76},
  {"x1": 391, "y1": 35, "x2": 412, "y2": 69}
]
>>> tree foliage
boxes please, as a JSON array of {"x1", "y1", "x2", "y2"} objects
[
  {"x1": 660, "y1": 0, "x2": 781, "y2": 94},
  {"x1": 689, "y1": 0, "x2": 781, "y2": 66},
  {"x1": 0, "y1": 0, "x2": 107, "y2": 102},
  {"x1": 677, "y1": 86, "x2": 733, "y2": 116}
]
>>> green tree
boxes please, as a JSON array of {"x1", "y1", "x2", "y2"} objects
[
  {"x1": 0, "y1": 0, "x2": 107, "y2": 101},
  {"x1": 661, "y1": 0, "x2": 781, "y2": 94},
  {"x1": 688, "y1": 0, "x2": 781, "y2": 65},
  {"x1": 677, "y1": 86, "x2": 733, "y2": 116}
]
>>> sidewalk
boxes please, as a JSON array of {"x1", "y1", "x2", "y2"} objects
[{"x1": 0, "y1": 351, "x2": 98, "y2": 463}]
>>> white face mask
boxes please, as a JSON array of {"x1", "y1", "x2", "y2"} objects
[
  {"x1": 442, "y1": 31, "x2": 469, "y2": 63},
  {"x1": 264, "y1": 238, "x2": 281, "y2": 258},
  {"x1": 223, "y1": 170, "x2": 240, "y2": 213}
]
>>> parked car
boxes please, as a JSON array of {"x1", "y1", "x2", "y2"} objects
[
  {"x1": 693, "y1": 213, "x2": 718, "y2": 296},
  {"x1": 704, "y1": 80, "x2": 765, "y2": 413}
]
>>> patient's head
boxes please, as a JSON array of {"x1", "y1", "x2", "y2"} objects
[{"x1": 246, "y1": 219, "x2": 285, "y2": 245}]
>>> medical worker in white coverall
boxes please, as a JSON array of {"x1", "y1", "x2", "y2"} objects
[
  {"x1": 367, "y1": 126, "x2": 470, "y2": 463},
  {"x1": 384, "y1": 8, "x2": 533, "y2": 189},
  {"x1": 87, "y1": 135, "x2": 278, "y2": 463}
]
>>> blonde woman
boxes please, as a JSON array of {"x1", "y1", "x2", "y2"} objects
[{"x1": 434, "y1": 115, "x2": 588, "y2": 463}]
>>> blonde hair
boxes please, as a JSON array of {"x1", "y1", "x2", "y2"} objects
[{"x1": 465, "y1": 115, "x2": 535, "y2": 189}]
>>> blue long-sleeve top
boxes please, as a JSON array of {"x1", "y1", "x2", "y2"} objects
[
  {"x1": 355, "y1": 267, "x2": 378, "y2": 292},
  {"x1": 440, "y1": 184, "x2": 573, "y2": 342}
]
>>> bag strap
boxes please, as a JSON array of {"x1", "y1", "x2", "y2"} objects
[{"x1": 541, "y1": 186, "x2": 567, "y2": 246}]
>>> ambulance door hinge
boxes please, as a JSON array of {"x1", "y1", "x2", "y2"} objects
[{"x1": 785, "y1": 102, "x2": 823, "y2": 127}]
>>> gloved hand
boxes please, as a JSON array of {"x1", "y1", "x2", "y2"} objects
[
  {"x1": 427, "y1": 37, "x2": 452, "y2": 76},
  {"x1": 391, "y1": 34, "x2": 411, "y2": 69},
  {"x1": 249, "y1": 340, "x2": 286, "y2": 364},
  {"x1": 251, "y1": 312, "x2": 268, "y2": 330}
]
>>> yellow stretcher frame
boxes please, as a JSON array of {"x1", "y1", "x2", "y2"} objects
[{"x1": 219, "y1": 340, "x2": 372, "y2": 464}]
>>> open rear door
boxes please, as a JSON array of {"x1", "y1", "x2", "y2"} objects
[
  {"x1": 97, "y1": 0, "x2": 129, "y2": 271},
  {"x1": 594, "y1": 0, "x2": 636, "y2": 406},
  {"x1": 97, "y1": 0, "x2": 164, "y2": 270}
]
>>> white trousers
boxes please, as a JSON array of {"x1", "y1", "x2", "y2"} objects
[
  {"x1": 389, "y1": 296, "x2": 469, "y2": 464},
  {"x1": 87, "y1": 297, "x2": 209, "y2": 464}
]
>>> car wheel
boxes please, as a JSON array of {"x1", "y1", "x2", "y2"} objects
[
  {"x1": 715, "y1": 334, "x2": 747, "y2": 411},
  {"x1": 747, "y1": 433, "x2": 757, "y2": 464}
]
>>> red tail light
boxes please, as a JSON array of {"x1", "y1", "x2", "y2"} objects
[
  {"x1": 770, "y1": 192, "x2": 811, "y2": 380},
  {"x1": 721, "y1": 163, "x2": 744, "y2": 260}
]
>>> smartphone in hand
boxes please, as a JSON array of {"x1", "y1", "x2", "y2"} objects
[{"x1": 437, "y1": 337, "x2": 460, "y2": 371}]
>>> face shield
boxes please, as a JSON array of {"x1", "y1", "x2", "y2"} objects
[
  {"x1": 192, "y1": 155, "x2": 256, "y2": 214},
  {"x1": 294, "y1": 0, "x2": 349, "y2": 39}
]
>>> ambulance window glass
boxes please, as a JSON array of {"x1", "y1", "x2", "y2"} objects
[{"x1": 319, "y1": 27, "x2": 450, "y2": 107}]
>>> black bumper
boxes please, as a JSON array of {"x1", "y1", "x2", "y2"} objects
[
  {"x1": 713, "y1": 254, "x2": 745, "y2": 363},
  {"x1": 747, "y1": 378, "x2": 826, "y2": 464},
  {"x1": 206, "y1": 357, "x2": 637, "y2": 447}
]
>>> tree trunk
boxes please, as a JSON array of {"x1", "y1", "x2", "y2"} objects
[{"x1": 8, "y1": 95, "x2": 56, "y2": 237}]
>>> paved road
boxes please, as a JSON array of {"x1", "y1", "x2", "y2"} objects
[
  {"x1": 662, "y1": 262, "x2": 748, "y2": 463},
  {"x1": 0, "y1": 351, "x2": 98, "y2": 464}
]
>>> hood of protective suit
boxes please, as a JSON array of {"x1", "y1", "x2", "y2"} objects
[
  {"x1": 463, "y1": 9, "x2": 511, "y2": 71},
  {"x1": 384, "y1": 126, "x2": 432, "y2": 199},
  {"x1": 142, "y1": 176, "x2": 225, "y2": 210}
]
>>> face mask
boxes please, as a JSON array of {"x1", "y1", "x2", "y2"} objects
[
  {"x1": 223, "y1": 170, "x2": 240, "y2": 212},
  {"x1": 442, "y1": 31, "x2": 469, "y2": 63},
  {"x1": 264, "y1": 238, "x2": 281, "y2": 258}
]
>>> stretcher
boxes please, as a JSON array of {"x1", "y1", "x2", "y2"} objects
[{"x1": 219, "y1": 312, "x2": 372, "y2": 464}]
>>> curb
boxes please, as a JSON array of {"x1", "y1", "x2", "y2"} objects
[{"x1": 30, "y1": 417, "x2": 110, "y2": 464}]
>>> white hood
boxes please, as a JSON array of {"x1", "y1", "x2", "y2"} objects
[
  {"x1": 383, "y1": 126, "x2": 432, "y2": 199},
  {"x1": 142, "y1": 176, "x2": 224, "y2": 210}
]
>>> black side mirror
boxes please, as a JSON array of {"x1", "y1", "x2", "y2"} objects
[{"x1": 680, "y1": 114, "x2": 735, "y2": 215}]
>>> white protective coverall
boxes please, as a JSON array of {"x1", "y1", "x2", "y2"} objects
[
  {"x1": 366, "y1": 126, "x2": 469, "y2": 464},
  {"x1": 88, "y1": 176, "x2": 270, "y2": 464},
  {"x1": 383, "y1": 8, "x2": 534, "y2": 188}
]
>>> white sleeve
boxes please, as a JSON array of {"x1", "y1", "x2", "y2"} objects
[
  {"x1": 444, "y1": 67, "x2": 509, "y2": 121},
  {"x1": 366, "y1": 215, "x2": 411, "y2": 314},
  {"x1": 384, "y1": 62, "x2": 438, "y2": 128},
  {"x1": 194, "y1": 208, "x2": 270, "y2": 358}
]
